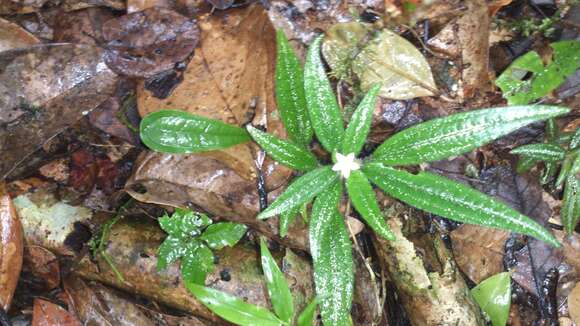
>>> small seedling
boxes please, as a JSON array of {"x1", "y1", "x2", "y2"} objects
[
  {"x1": 156, "y1": 208, "x2": 247, "y2": 285},
  {"x1": 187, "y1": 238, "x2": 317, "y2": 326}
]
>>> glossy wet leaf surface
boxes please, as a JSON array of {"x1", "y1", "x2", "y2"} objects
[
  {"x1": 562, "y1": 175, "x2": 580, "y2": 234},
  {"x1": 342, "y1": 84, "x2": 381, "y2": 155},
  {"x1": 247, "y1": 126, "x2": 319, "y2": 171},
  {"x1": 199, "y1": 223, "x2": 247, "y2": 250},
  {"x1": 260, "y1": 238, "x2": 294, "y2": 324},
  {"x1": 511, "y1": 143, "x2": 566, "y2": 162},
  {"x1": 352, "y1": 28, "x2": 437, "y2": 99},
  {"x1": 140, "y1": 110, "x2": 251, "y2": 153},
  {"x1": 304, "y1": 36, "x2": 345, "y2": 153},
  {"x1": 276, "y1": 31, "x2": 312, "y2": 145},
  {"x1": 187, "y1": 283, "x2": 284, "y2": 326},
  {"x1": 364, "y1": 163, "x2": 560, "y2": 247},
  {"x1": 372, "y1": 106, "x2": 569, "y2": 166},
  {"x1": 471, "y1": 272, "x2": 511, "y2": 326}
]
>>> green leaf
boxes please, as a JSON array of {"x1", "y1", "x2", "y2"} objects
[
  {"x1": 372, "y1": 105, "x2": 569, "y2": 166},
  {"x1": 186, "y1": 283, "x2": 284, "y2": 326},
  {"x1": 200, "y1": 223, "x2": 247, "y2": 250},
  {"x1": 511, "y1": 143, "x2": 566, "y2": 162},
  {"x1": 351, "y1": 28, "x2": 437, "y2": 100},
  {"x1": 246, "y1": 126, "x2": 319, "y2": 171},
  {"x1": 276, "y1": 30, "x2": 313, "y2": 145},
  {"x1": 258, "y1": 166, "x2": 339, "y2": 220},
  {"x1": 496, "y1": 40, "x2": 580, "y2": 105},
  {"x1": 297, "y1": 298, "x2": 318, "y2": 326},
  {"x1": 181, "y1": 243, "x2": 215, "y2": 285},
  {"x1": 259, "y1": 238, "x2": 294, "y2": 324},
  {"x1": 364, "y1": 163, "x2": 561, "y2": 247},
  {"x1": 342, "y1": 84, "x2": 381, "y2": 155},
  {"x1": 304, "y1": 36, "x2": 345, "y2": 153},
  {"x1": 156, "y1": 236, "x2": 185, "y2": 271},
  {"x1": 562, "y1": 174, "x2": 580, "y2": 235},
  {"x1": 160, "y1": 209, "x2": 212, "y2": 238},
  {"x1": 140, "y1": 110, "x2": 251, "y2": 153},
  {"x1": 346, "y1": 170, "x2": 395, "y2": 240},
  {"x1": 279, "y1": 206, "x2": 300, "y2": 238},
  {"x1": 309, "y1": 183, "x2": 354, "y2": 326},
  {"x1": 556, "y1": 155, "x2": 574, "y2": 188},
  {"x1": 471, "y1": 272, "x2": 512, "y2": 326},
  {"x1": 540, "y1": 161, "x2": 558, "y2": 185},
  {"x1": 516, "y1": 155, "x2": 538, "y2": 173},
  {"x1": 570, "y1": 127, "x2": 580, "y2": 150}
]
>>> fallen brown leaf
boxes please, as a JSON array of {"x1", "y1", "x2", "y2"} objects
[
  {"x1": 0, "y1": 184, "x2": 23, "y2": 311},
  {"x1": 103, "y1": 7, "x2": 200, "y2": 78},
  {"x1": 569, "y1": 282, "x2": 580, "y2": 324},
  {"x1": 0, "y1": 18, "x2": 39, "y2": 52},
  {"x1": 32, "y1": 298, "x2": 81, "y2": 326},
  {"x1": 23, "y1": 246, "x2": 60, "y2": 290}
]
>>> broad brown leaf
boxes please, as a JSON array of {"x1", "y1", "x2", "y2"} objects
[
  {"x1": 32, "y1": 299, "x2": 81, "y2": 326},
  {"x1": 23, "y1": 246, "x2": 60, "y2": 290},
  {"x1": 0, "y1": 184, "x2": 23, "y2": 311},
  {"x1": 0, "y1": 18, "x2": 39, "y2": 52}
]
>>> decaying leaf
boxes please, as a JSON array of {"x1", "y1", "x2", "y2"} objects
[
  {"x1": 102, "y1": 7, "x2": 200, "y2": 78},
  {"x1": 0, "y1": 44, "x2": 118, "y2": 179},
  {"x1": 0, "y1": 17, "x2": 39, "y2": 52},
  {"x1": 569, "y1": 282, "x2": 580, "y2": 324},
  {"x1": 352, "y1": 29, "x2": 437, "y2": 99},
  {"x1": 322, "y1": 22, "x2": 370, "y2": 80},
  {"x1": 0, "y1": 184, "x2": 23, "y2": 311},
  {"x1": 53, "y1": 7, "x2": 116, "y2": 45},
  {"x1": 32, "y1": 298, "x2": 81, "y2": 326},
  {"x1": 12, "y1": 185, "x2": 93, "y2": 255},
  {"x1": 23, "y1": 246, "x2": 60, "y2": 290}
]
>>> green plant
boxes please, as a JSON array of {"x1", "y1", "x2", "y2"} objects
[
  {"x1": 471, "y1": 272, "x2": 512, "y2": 326},
  {"x1": 156, "y1": 208, "x2": 247, "y2": 285},
  {"x1": 140, "y1": 31, "x2": 569, "y2": 324},
  {"x1": 511, "y1": 122, "x2": 580, "y2": 234},
  {"x1": 496, "y1": 40, "x2": 580, "y2": 105},
  {"x1": 187, "y1": 238, "x2": 318, "y2": 326}
]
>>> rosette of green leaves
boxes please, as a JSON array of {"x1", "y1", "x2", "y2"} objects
[
  {"x1": 141, "y1": 31, "x2": 570, "y2": 325},
  {"x1": 187, "y1": 238, "x2": 317, "y2": 326},
  {"x1": 156, "y1": 209, "x2": 247, "y2": 285},
  {"x1": 512, "y1": 124, "x2": 580, "y2": 234}
]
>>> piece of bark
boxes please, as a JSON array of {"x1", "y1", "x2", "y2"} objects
[
  {"x1": 0, "y1": 184, "x2": 23, "y2": 311},
  {"x1": 373, "y1": 216, "x2": 486, "y2": 326},
  {"x1": 72, "y1": 217, "x2": 314, "y2": 322}
]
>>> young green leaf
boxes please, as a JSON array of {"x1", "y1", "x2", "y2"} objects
[
  {"x1": 156, "y1": 236, "x2": 185, "y2": 271},
  {"x1": 159, "y1": 209, "x2": 212, "y2": 238},
  {"x1": 186, "y1": 283, "x2": 284, "y2": 326},
  {"x1": 496, "y1": 40, "x2": 580, "y2": 105},
  {"x1": 372, "y1": 105, "x2": 569, "y2": 166},
  {"x1": 471, "y1": 272, "x2": 512, "y2": 326},
  {"x1": 297, "y1": 298, "x2": 318, "y2": 326},
  {"x1": 342, "y1": 84, "x2": 381, "y2": 155},
  {"x1": 140, "y1": 110, "x2": 251, "y2": 153},
  {"x1": 199, "y1": 223, "x2": 247, "y2": 250},
  {"x1": 276, "y1": 31, "x2": 313, "y2": 145},
  {"x1": 511, "y1": 143, "x2": 566, "y2": 162},
  {"x1": 364, "y1": 163, "x2": 561, "y2": 247},
  {"x1": 247, "y1": 126, "x2": 319, "y2": 171},
  {"x1": 346, "y1": 170, "x2": 395, "y2": 240},
  {"x1": 181, "y1": 243, "x2": 215, "y2": 285},
  {"x1": 259, "y1": 238, "x2": 294, "y2": 324},
  {"x1": 258, "y1": 166, "x2": 339, "y2": 220},
  {"x1": 556, "y1": 155, "x2": 574, "y2": 188},
  {"x1": 562, "y1": 174, "x2": 580, "y2": 235},
  {"x1": 279, "y1": 206, "x2": 299, "y2": 238},
  {"x1": 309, "y1": 183, "x2": 354, "y2": 326},
  {"x1": 304, "y1": 36, "x2": 345, "y2": 153},
  {"x1": 540, "y1": 161, "x2": 558, "y2": 185}
]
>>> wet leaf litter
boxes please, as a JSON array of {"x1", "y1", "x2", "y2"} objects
[{"x1": 0, "y1": 0, "x2": 579, "y2": 325}]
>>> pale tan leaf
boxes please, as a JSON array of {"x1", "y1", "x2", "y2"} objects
[{"x1": 0, "y1": 184, "x2": 23, "y2": 311}]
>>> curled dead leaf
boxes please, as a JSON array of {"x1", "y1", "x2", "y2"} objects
[
  {"x1": 103, "y1": 7, "x2": 200, "y2": 78},
  {"x1": 0, "y1": 184, "x2": 23, "y2": 311}
]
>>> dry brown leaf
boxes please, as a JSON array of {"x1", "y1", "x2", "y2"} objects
[
  {"x1": 32, "y1": 298, "x2": 81, "y2": 326},
  {"x1": 0, "y1": 183, "x2": 23, "y2": 311},
  {"x1": 0, "y1": 18, "x2": 39, "y2": 52},
  {"x1": 53, "y1": 7, "x2": 116, "y2": 45},
  {"x1": 23, "y1": 246, "x2": 60, "y2": 290},
  {"x1": 569, "y1": 282, "x2": 580, "y2": 324},
  {"x1": 450, "y1": 225, "x2": 508, "y2": 283},
  {"x1": 0, "y1": 44, "x2": 118, "y2": 179}
]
